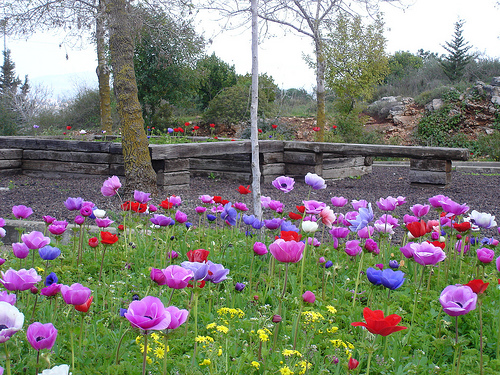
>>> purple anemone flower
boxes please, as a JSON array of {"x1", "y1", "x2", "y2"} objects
[
  {"x1": 133, "y1": 190, "x2": 151, "y2": 204},
  {"x1": 206, "y1": 261, "x2": 230, "y2": 283},
  {"x1": 26, "y1": 322, "x2": 58, "y2": 351},
  {"x1": 305, "y1": 172, "x2": 326, "y2": 190},
  {"x1": 150, "y1": 214, "x2": 172, "y2": 227},
  {"x1": 64, "y1": 197, "x2": 83, "y2": 211},
  {"x1": 124, "y1": 296, "x2": 171, "y2": 332},
  {"x1": 38, "y1": 246, "x2": 61, "y2": 261},
  {"x1": 12, "y1": 205, "x2": 33, "y2": 219},
  {"x1": 272, "y1": 176, "x2": 295, "y2": 193},
  {"x1": 180, "y1": 261, "x2": 209, "y2": 281},
  {"x1": 439, "y1": 284, "x2": 477, "y2": 316},
  {"x1": 0, "y1": 268, "x2": 42, "y2": 291},
  {"x1": 22, "y1": 231, "x2": 51, "y2": 250}
]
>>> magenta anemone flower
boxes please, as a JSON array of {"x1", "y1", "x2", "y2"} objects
[
  {"x1": 21, "y1": 231, "x2": 51, "y2": 250},
  {"x1": 12, "y1": 205, "x2": 33, "y2": 219},
  {"x1": 303, "y1": 200, "x2": 326, "y2": 215},
  {"x1": 439, "y1": 284, "x2": 477, "y2": 316},
  {"x1": 169, "y1": 195, "x2": 182, "y2": 206},
  {"x1": 351, "y1": 199, "x2": 368, "y2": 210},
  {"x1": 133, "y1": 190, "x2": 151, "y2": 204},
  {"x1": 399, "y1": 242, "x2": 417, "y2": 259},
  {"x1": 357, "y1": 225, "x2": 374, "y2": 238},
  {"x1": 43, "y1": 215, "x2": 56, "y2": 224},
  {"x1": 48, "y1": 224, "x2": 67, "y2": 236},
  {"x1": 410, "y1": 204, "x2": 430, "y2": 218},
  {"x1": 302, "y1": 291, "x2": 316, "y2": 303},
  {"x1": 195, "y1": 206, "x2": 207, "y2": 214},
  {"x1": 60, "y1": 283, "x2": 92, "y2": 305},
  {"x1": 64, "y1": 197, "x2": 83, "y2": 211},
  {"x1": 40, "y1": 283, "x2": 62, "y2": 297},
  {"x1": 496, "y1": 255, "x2": 500, "y2": 272},
  {"x1": 269, "y1": 239, "x2": 305, "y2": 263},
  {"x1": 378, "y1": 214, "x2": 399, "y2": 227},
  {"x1": 428, "y1": 194, "x2": 449, "y2": 209},
  {"x1": 150, "y1": 214, "x2": 172, "y2": 227},
  {"x1": 261, "y1": 196, "x2": 271, "y2": 209},
  {"x1": 364, "y1": 238, "x2": 380, "y2": 254},
  {"x1": 0, "y1": 268, "x2": 41, "y2": 291},
  {"x1": 272, "y1": 176, "x2": 295, "y2": 193},
  {"x1": 125, "y1": 296, "x2": 171, "y2": 332},
  {"x1": 234, "y1": 202, "x2": 249, "y2": 211},
  {"x1": 95, "y1": 217, "x2": 114, "y2": 228},
  {"x1": 331, "y1": 196, "x2": 348, "y2": 207},
  {"x1": 150, "y1": 268, "x2": 167, "y2": 285},
  {"x1": 0, "y1": 291, "x2": 17, "y2": 305},
  {"x1": 0, "y1": 301, "x2": 24, "y2": 343},
  {"x1": 26, "y1": 322, "x2": 58, "y2": 351},
  {"x1": 165, "y1": 306, "x2": 189, "y2": 330},
  {"x1": 12, "y1": 242, "x2": 30, "y2": 259},
  {"x1": 199, "y1": 195, "x2": 214, "y2": 204},
  {"x1": 441, "y1": 200, "x2": 469, "y2": 216},
  {"x1": 305, "y1": 172, "x2": 326, "y2": 190},
  {"x1": 476, "y1": 247, "x2": 495, "y2": 264},
  {"x1": 345, "y1": 240, "x2": 363, "y2": 257},
  {"x1": 412, "y1": 242, "x2": 446, "y2": 266},
  {"x1": 329, "y1": 226, "x2": 350, "y2": 238},
  {"x1": 253, "y1": 242, "x2": 268, "y2": 255},
  {"x1": 101, "y1": 175, "x2": 121, "y2": 197},
  {"x1": 74, "y1": 215, "x2": 85, "y2": 225},
  {"x1": 376, "y1": 196, "x2": 398, "y2": 211},
  {"x1": 164, "y1": 265, "x2": 194, "y2": 289},
  {"x1": 268, "y1": 200, "x2": 283, "y2": 213},
  {"x1": 175, "y1": 210, "x2": 188, "y2": 224}
]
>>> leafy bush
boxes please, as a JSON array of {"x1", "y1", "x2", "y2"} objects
[
  {"x1": 0, "y1": 97, "x2": 18, "y2": 135},
  {"x1": 475, "y1": 131, "x2": 500, "y2": 160},
  {"x1": 414, "y1": 86, "x2": 454, "y2": 106},
  {"x1": 239, "y1": 118, "x2": 296, "y2": 140},
  {"x1": 416, "y1": 103, "x2": 465, "y2": 147},
  {"x1": 327, "y1": 111, "x2": 383, "y2": 144},
  {"x1": 62, "y1": 87, "x2": 101, "y2": 130}
]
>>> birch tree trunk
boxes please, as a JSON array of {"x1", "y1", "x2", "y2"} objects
[
  {"x1": 250, "y1": 0, "x2": 262, "y2": 220},
  {"x1": 315, "y1": 38, "x2": 326, "y2": 142},
  {"x1": 96, "y1": 0, "x2": 113, "y2": 134},
  {"x1": 106, "y1": 0, "x2": 158, "y2": 195}
]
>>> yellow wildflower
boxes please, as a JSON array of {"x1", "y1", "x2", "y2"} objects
[
  {"x1": 279, "y1": 365, "x2": 294, "y2": 375},
  {"x1": 297, "y1": 360, "x2": 312, "y2": 375},
  {"x1": 151, "y1": 332, "x2": 160, "y2": 342},
  {"x1": 218, "y1": 347, "x2": 223, "y2": 356},
  {"x1": 135, "y1": 336, "x2": 142, "y2": 345},
  {"x1": 146, "y1": 356, "x2": 152, "y2": 365},
  {"x1": 217, "y1": 307, "x2": 245, "y2": 318},
  {"x1": 206, "y1": 322, "x2": 217, "y2": 330},
  {"x1": 195, "y1": 336, "x2": 214, "y2": 344},
  {"x1": 327, "y1": 326, "x2": 339, "y2": 334},
  {"x1": 301, "y1": 311, "x2": 324, "y2": 323},
  {"x1": 154, "y1": 346, "x2": 165, "y2": 359},
  {"x1": 199, "y1": 359, "x2": 211, "y2": 366},
  {"x1": 257, "y1": 328, "x2": 271, "y2": 342},
  {"x1": 216, "y1": 325, "x2": 229, "y2": 334},
  {"x1": 36, "y1": 267, "x2": 44, "y2": 274},
  {"x1": 326, "y1": 305, "x2": 337, "y2": 314},
  {"x1": 282, "y1": 349, "x2": 302, "y2": 357},
  {"x1": 251, "y1": 361, "x2": 260, "y2": 369}
]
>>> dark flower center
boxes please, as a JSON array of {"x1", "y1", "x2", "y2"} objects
[
  {"x1": 281, "y1": 183, "x2": 288, "y2": 188},
  {"x1": 36, "y1": 336, "x2": 45, "y2": 342},
  {"x1": 0, "y1": 324, "x2": 8, "y2": 331},
  {"x1": 145, "y1": 315, "x2": 153, "y2": 320},
  {"x1": 454, "y1": 301, "x2": 463, "y2": 308}
]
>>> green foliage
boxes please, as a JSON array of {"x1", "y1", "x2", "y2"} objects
[
  {"x1": 63, "y1": 87, "x2": 101, "y2": 129},
  {"x1": 0, "y1": 96, "x2": 18, "y2": 135},
  {"x1": 475, "y1": 131, "x2": 500, "y2": 160},
  {"x1": 196, "y1": 53, "x2": 237, "y2": 110},
  {"x1": 134, "y1": 7, "x2": 205, "y2": 127},
  {"x1": 386, "y1": 51, "x2": 424, "y2": 81},
  {"x1": 240, "y1": 118, "x2": 296, "y2": 140},
  {"x1": 324, "y1": 13, "x2": 389, "y2": 114},
  {"x1": 202, "y1": 74, "x2": 278, "y2": 125},
  {"x1": 439, "y1": 20, "x2": 475, "y2": 82},
  {"x1": 275, "y1": 88, "x2": 316, "y2": 117},
  {"x1": 0, "y1": 49, "x2": 22, "y2": 95}
]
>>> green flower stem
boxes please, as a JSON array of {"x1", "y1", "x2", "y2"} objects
[
  {"x1": 115, "y1": 326, "x2": 130, "y2": 365},
  {"x1": 351, "y1": 251, "x2": 365, "y2": 308},
  {"x1": 292, "y1": 304, "x2": 303, "y2": 350},
  {"x1": 478, "y1": 299, "x2": 484, "y2": 375},
  {"x1": 79, "y1": 313, "x2": 85, "y2": 353},
  {"x1": 248, "y1": 255, "x2": 255, "y2": 292},
  {"x1": 35, "y1": 350, "x2": 40, "y2": 375},
  {"x1": 496, "y1": 301, "x2": 500, "y2": 359},
  {"x1": 142, "y1": 333, "x2": 148, "y2": 375},
  {"x1": 98, "y1": 244, "x2": 108, "y2": 283},
  {"x1": 281, "y1": 263, "x2": 289, "y2": 299},
  {"x1": 70, "y1": 329, "x2": 75, "y2": 374},
  {"x1": 162, "y1": 334, "x2": 169, "y2": 375},
  {"x1": 299, "y1": 240, "x2": 309, "y2": 295},
  {"x1": 4, "y1": 342, "x2": 11, "y2": 375}
]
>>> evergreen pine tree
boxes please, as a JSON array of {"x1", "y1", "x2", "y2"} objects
[
  {"x1": 0, "y1": 49, "x2": 22, "y2": 96},
  {"x1": 440, "y1": 20, "x2": 475, "y2": 82}
]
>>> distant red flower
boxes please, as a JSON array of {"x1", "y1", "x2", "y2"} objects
[
  {"x1": 280, "y1": 231, "x2": 302, "y2": 242},
  {"x1": 193, "y1": 125, "x2": 200, "y2": 130},
  {"x1": 75, "y1": 296, "x2": 93, "y2": 313},
  {"x1": 130, "y1": 202, "x2": 148, "y2": 213},
  {"x1": 210, "y1": 123, "x2": 215, "y2": 128},
  {"x1": 187, "y1": 280, "x2": 206, "y2": 288},
  {"x1": 66, "y1": 126, "x2": 72, "y2": 130},
  {"x1": 121, "y1": 201, "x2": 131, "y2": 211},
  {"x1": 184, "y1": 122, "x2": 190, "y2": 126},
  {"x1": 214, "y1": 136, "x2": 218, "y2": 139},
  {"x1": 427, "y1": 240, "x2": 446, "y2": 249},
  {"x1": 88, "y1": 237, "x2": 99, "y2": 248},
  {"x1": 406, "y1": 220, "x2": 429, "y2": 238},
  {"x1": 118, "y1": 224, "x2": 125, "y2": 231},
  {"x1": 187, "y1": 249, "x2": 210, "y2": 263},
  {"x1": 351, "y1": 307, "x2": 407, "y2": 336},
  {"x1": 174, "y1": 128, "x2": 179, "y2": 132},
  {"x1": 63, "y1": 132, "x2": 67, "y2": 135},
  {"x1": 332, "y1": 125, "x2": 337, "y2": 129},
  {"x1": 179, "y1": 128, "x2": 184, "y2": 133},
  {"x1": 312, "y1": 127, "x2": 320, "y2": 132},
  {"x1": 465, "y1": 279, "x2": 489, "y2": 294},
  {"x1": 288, "y1": 212, "x2": 302, "y2": 220},
  {"x1": 296, "y1": 205, "x2": 305, "y2": 213},
  {"x1": 221, "y1": 199, "x2": 230, "y2": 205},
  {"x1": 237, "y1": 185, "x2": 251, "y2": 194},
  {"x1": 213, "y1": 196, "x2": 222, "y2": 204},
  {"x1": 271, "y1": 124, "x2": 277, "y2": 129},
  {"x1": 101, "y1": 231, "x2": 119, "y2": 245},
  {"x1": 258, "y1": 129, "x2": 262, "y2": 133},
  {"x1": 159, "y1": 199, "x2": 174, "y2": 209},
  {"x1": 453, "y1": 222, "x2": 471, "y2": 232},
  {"x1": 348, "y1": 357, "x2": 359, "y2": 370}
]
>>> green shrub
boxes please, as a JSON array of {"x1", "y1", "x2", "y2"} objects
[
  {"x1": 239, "y1": 118, "x2": 296, "y2": 140},
  {"x1": 475, "y1": 131, "x2": 500, "y2": 160},
  {"x1": 62, "y1": 87, "x2": 101, "y2": 130},
  {"x1": 415, "y1": 86, "x2": 455, "y2": 106}
]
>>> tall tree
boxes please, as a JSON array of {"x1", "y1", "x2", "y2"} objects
[
  {"x1": 106, "y1": 0, "x2": 158, "y2": 194},
  {"x1": 324, "y1": 13, "x2": 388, "y2": 113},
  {"x1": 440, "y1": 19, "x2": 475, "y2": 82},
  {"x1": 0, "y1": 49, "x2": 21, "y2": 96}
]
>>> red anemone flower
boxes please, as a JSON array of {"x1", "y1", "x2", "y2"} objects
[
  {"x1": 159, "y1": 199, "x2": 174, "y2": 210},
  {"x1": 288, "y1": 212, "x2": 302, "y2": 220},
  {"x1": 258, "y1": 129, "x2": 262, "y2": 133},
  {"x1": 210, "y1": 123, "x2": 215, "y2": 128},
  {"x1": 121, "y1": 201, "x2": 131, "y2": 211},
  {"x1": 187, "y1": 280, "x2": 206, "y2": 288},
  {"x1": 453, "y1": 222, "x2": 471, "y2": 232},
  {"x1": 193, "y1": 126, "x2": 200, "y2": 130},
  {"x1": 271, "y1": 124, "x2": 277, "y2": 129},
  {"x1": 130, "y1": 202, "x2": 148, "y2": 213},
  {"x1": 213, "y1": 196, "x2": 222, "y2": 204},
  {"x1": 296, "y1": 205, "x2": 305, "y2": 213},
  {"x1": 280, "y1": 231, "x2": 302, "y2": 242},
  {"x1": 75, "y1": 296, "x2": 93, "y2": 312},
  {"x1": 187, "y1": 249, "x2": 210, "y2": 263},
  {"x1": 88, "y1": 237, "x2": 99, "y2": 248},
  {"x1": 406, "y1": 220, "x2": 429, "y2": 238},
  {"x1": 101, "y1": 231, "x2": 119, "y2": 245},
  {"x1": 351, "y1": 307, "x2": 407, "y2": 336},
  {"x1": 426, "y1": 240, "x2": 446, "y2": 249},
  {"x1": 237, "y1": 185, "x2": 251, "y2": 194},
  {"x1": 66, "y1": 126, "x2": 72, "y2": 130},
  {"x1": 464, "y1": 279, "x2": 489, "y2": 294},
  {"x1": 221, "y1": 199, "x2": 230, "y2": 205},
  {"x1": 184, "y1": 122, "x2": 190, "y2": 126},
  {"x1": 312, "y1": 127, "x2": 320, "y2": 132},
  {"x1": 348, "y1": 357, "x2": 359, "y2": 370}
]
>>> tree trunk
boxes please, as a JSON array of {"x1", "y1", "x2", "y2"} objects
[
  {"x1": 315, "y1": 40, "x2": 326, "y2": 142},
  {"x1": 106, "y1": 0, "x2": 157, "y2": 195},
  {"x1": 250, "y1": 0, "x2": 262, "y2": 220},
  {"x1": 96, "y1": 0, "x2": 113, "y2": 134}
]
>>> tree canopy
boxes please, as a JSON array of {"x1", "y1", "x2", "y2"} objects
[{"x1": 440, "y1": 19, "x2": 475, "y2": 82}]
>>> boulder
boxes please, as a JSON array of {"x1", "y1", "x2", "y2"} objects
[{"x1": 425, "y1": 98, "x2": 444, "y2": 112}]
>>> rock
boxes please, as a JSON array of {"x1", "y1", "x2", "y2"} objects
[
  {"x1": 491, "y1": 77, "x2": 500, "y2": 86},
  {"x1": 492, "y1": 96, "x2": 500, "y2": 105},
  {"x1": 425, "y1": 98, "x2": 444, "y2": 112},
  {"x1": 485, "y1": 128, "x2": 495, "y2": 135},
  {"x1": 368, "y1": 96, "x2": 414, "y2": 119}
]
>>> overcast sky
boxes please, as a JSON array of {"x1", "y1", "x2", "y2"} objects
[{"x1": 5, "y1": 0, "x2": 500, "y2": 96}]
